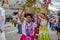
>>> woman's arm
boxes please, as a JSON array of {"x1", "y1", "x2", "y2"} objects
[
  {"x1": 20, "y1": 10, "x2": 24, "y2": 19},
  {"x1": 19, "y1": 9, "x2": 24, "y2": 22}
]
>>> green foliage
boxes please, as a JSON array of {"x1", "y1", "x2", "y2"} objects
[
  {"x1": 22, "y1": 0, "x2": 34, "y2": 8},
  {"x1": 16, "y1": 1, "x2": 19, "y2": 4},
  {"x1": 34, "y1": 9, "x2": 40, "y2": 13},
  {"x1": 58, "y1": 11, "x2": 60, "y2": 16}
]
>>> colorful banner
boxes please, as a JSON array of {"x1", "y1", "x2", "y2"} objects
[{"x1": 8, "y1": 0, "x2": 25, "y2": 8}]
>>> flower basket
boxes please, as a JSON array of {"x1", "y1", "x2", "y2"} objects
[
  {"x1": 41, "y1": 8, "x2": 48, "y2": 15},
  {"x1": 34, "y1": 8, "x2": 40, "y2": 15}
]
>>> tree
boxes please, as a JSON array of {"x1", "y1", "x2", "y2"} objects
[{"x1": 58, "y1": 11, "x2": 60, "y2": 16}]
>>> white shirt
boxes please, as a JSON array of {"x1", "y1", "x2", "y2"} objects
[
  {"x1": 41, "y1": 19, "x2": 47, "y2": 26},
  {"x1": 0, "y1": 7, "x2": 5, "y2": 31},
  {"x1": 18, "y1": 17, "x2": 21, "y2": 24},
  {"x1": 0, "y1": 7, "x2": 5, "y2": 20}
]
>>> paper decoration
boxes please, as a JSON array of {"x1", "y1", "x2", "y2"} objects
[
  {"x1": 8, "y1": 0, "x2": 24, "y2": 8},
  {"x1": 43, "y1": 0, "x2": 51, "y2": 7},
  {"x1": 8, "y1": 0, "x2": 16, "y2": 5},
  {"x1": 5, "y1": 0, "x2": 9, "y2": 4}
]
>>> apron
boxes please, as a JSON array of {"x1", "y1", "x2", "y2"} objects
[{"x1": 38, "y1": 19, "x2": 50, "y2": 40}]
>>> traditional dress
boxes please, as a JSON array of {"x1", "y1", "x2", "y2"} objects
[
  {"x1": 38, "y1": 19, "x2": 50, "y2": 40},
  {"x1": 20, "y1": 21, "x2": 37, "y2": 40}
]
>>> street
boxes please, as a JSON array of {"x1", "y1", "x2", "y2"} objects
[
  {"x1": 5, "y1": 23, "x2": 58, "y2": 40},
  {"x1": 5, "y1": 27, "x2": 20, "y2": 40},
  {"x1": 0, "y1": 0, "x2": 60, "y2": 40},
  {"x1": 5, "y1": 23, "x2": 20, "y2": 40}
]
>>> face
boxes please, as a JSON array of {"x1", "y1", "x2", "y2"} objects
[
  {"x1": 26, "y1": 16, "x2": 32, "y2": 23},
  {"x1": 42, "y1": 15, "x2": 45, "y2": 19}
]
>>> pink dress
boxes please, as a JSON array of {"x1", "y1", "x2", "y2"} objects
[{"x1": 20, "y1": 21, "x2": 37, "y2": 40}]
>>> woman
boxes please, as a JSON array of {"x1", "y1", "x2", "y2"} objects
[
  {"x1": 20, "y1": 11, "x2": 37, "y2": 40},
  {"x1": 34, "y1": 16, "x2": 41, "y2": 39},
  {"x1": 56, "y1": 18, "x2": 60, "y2": 40},
  {"x1": 38, "y1": 14, "x2": 50, "y2": 40}
]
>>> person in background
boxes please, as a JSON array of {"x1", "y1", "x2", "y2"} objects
[
  {"x1": 0, "y1": 5, "x2": 6, "y2": 40},
  {"x1": 13, "y1": 14, "x2": 18, "y2": 27},
  {"x1": 56, "y1": 18, "x2": 60, "y2": 40},
  {"x1": 51, "y1": 16, "x2": 56, "y2": 31},
  {"x1": 17, "y1": 15, "x2": 24, "y2": 34},
  {"x1": 2, "y1": 0, "x2": 5, "y2": 6},
  {"x1": 49, "y1": 17, "x2": 52, "y2": 28}
]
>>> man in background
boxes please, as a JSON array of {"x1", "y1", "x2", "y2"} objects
[{"x1": 0, "y1": 5, "x2": 6, "y2": 40}]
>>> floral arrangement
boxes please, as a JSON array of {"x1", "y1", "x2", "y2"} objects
[
  {"x1": 43, "y1": 0, "x2": 51, "y2": 7},
  {"x1": 22, "y1": 0, "x2": 36, "y2": 8}
]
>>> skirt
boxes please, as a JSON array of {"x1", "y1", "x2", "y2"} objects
[
  {"x1": 38, "y1": 26, "x2": 50, "y2": 40},
  {"x1": 20, "y1": 34, "x2": 34, "y2": 40},
  {"x1": 57, "y1": 27, "x2": 60, "y2": 32}
]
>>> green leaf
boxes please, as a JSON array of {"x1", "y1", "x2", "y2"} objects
[{"x1": 58, "y1": 11, "x2": 60, "y2": 16}]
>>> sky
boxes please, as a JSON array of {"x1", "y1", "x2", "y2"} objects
[{"x1": 48, "y1": 0, "x2": 60, "y2": 11}]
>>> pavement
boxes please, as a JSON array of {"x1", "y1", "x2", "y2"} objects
[
  {"x1": 5, "y1": 27, "x2": 20, "y2": 40},
  {"x1": 4, "y1": 23, "x2": 58, "y2": 40},
  {"x1": 48, "y1": 27, "x2": 58, "y2": 40},
  {"x1": 5, "y1": 23, "x2": 21, "y2": 40}
]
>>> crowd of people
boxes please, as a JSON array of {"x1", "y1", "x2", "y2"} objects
[
  {"x1": 16, "y1": 10, "x2": 60, "y2": 40},
  {"x1": 0, "y1": 6, "x2": 60, "y2": 40},
  {"x1": 17, "y1": 10, "x2": 50, "y2": 40}
]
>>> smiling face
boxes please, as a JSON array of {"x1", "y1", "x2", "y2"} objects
[
  {"x1": 26, "y1": 16, "x2": 32, "y2": 23},
  {"x1": 41, "y1": 14, "x2": 45, "y2": 19}
]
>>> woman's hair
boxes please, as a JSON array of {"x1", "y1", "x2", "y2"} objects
[
  {"x1": 42, "y1": 13, "x2": 45, "y2": 16},
  {"x1": 24, "y1": 13, "x2": 35, "y2": 22},
  {"x1": 24, "y1": 13, "x2": 33, "y2": 18},
  {"x1": 58, "y1": 18, "x2": 60, "y2": 23}
]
